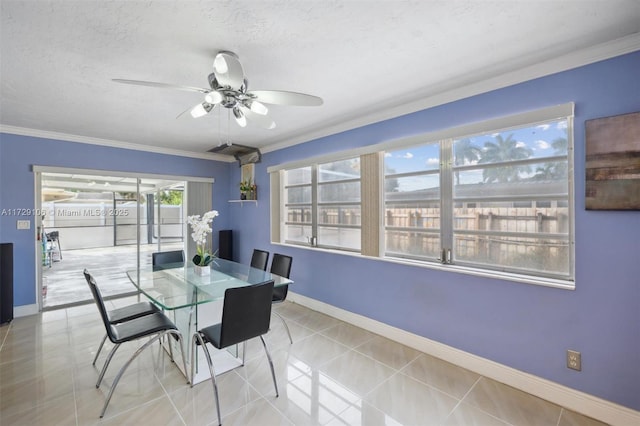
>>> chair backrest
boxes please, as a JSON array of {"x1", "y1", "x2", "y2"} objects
[
  {"x1": 152, "y1": 250, "x2": 185, "y2": 270},
  {"x1": 218, "y1": 280, "x2": 274, "y2": 349},
  {"x1": 83, "y1": 269, "x2": 115, "y2": 340},
  {"x1": 270, "y1": 253, "x2": 292, "y2": 301},
  {"x1": 250, "y1": 249, "x2": 270, "y2": 271}
]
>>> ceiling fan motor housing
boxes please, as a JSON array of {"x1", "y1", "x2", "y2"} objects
[{"x1": 208, "y1": 73, "x2": 250, "y2": 109}]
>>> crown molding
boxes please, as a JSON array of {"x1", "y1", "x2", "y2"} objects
[
  {"x1": 262, "y1": 33, "x2": 640, "y2": 154},
  {"x1": 2, "y1": 34, "x2": 637, "y2": 159},
  {"x1": 0, "y1": 125, "x2": 236, "y2": 163}
]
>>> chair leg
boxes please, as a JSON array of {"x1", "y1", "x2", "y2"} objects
[
  {"x1": 259, "y1": 335, "x2": 279, "y2": 397},
  {"x1": 190, "y1": 334, "x2": 197, "y2": 387},
  {"x1": 171, "y1": 330, "x2": 189, "y2": 384},
  {"x1": 274, "y1": 311, "x2": 293, "y2": 344},
  {"x1": 96, "y1": 343, "x2": 121, "y2": 388},
  {"x1": 168, "y1": 335, "x2": 174, "y2": 362},
  {"x1": 93, "y1": 334, "x2": 108, "y2": 366},
  {"x1": 192, "y1": 333, "x2": 221, "y2": 426},
  {"x1": 100, "y1": 331, "x2": 173, "y2": 418}
]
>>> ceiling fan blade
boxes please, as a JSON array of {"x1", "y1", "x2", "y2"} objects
[
  {"x1": 112, "y1": 79, "x2": 209, "y2": 93},
  {"x1": 175, "y1": 105, "x2": 194, "y2": 120},
  {"x1": 240, "y1": 106, "x2": 277, "y2": 130},
  {"x1": 248, "y1": 90, "x2": 323, "y2": 106},
  {"x1": 213, "y1": 52, "x2": 244, "y2": 90}
]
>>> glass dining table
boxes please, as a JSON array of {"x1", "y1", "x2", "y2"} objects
[{"x1": 126, "y1": 257, "x2": 292, "y2": 384}]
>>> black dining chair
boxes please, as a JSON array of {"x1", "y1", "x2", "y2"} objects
[
  {"x1": 83, "y1": 270, "x2": 188, "y2": 418},
  {"x1": 90, "y1": 292, "x2": 161, "y2": 368},
  {"x1": 270, "y1": 254, "x2": 293, "y2": 344},
  {"x1": 191, "y1": 280, "x2": 278, "y2": 426},
  {"x1": 250, "y1": 249, "x2": 269, "y2": 271},
  {"x1": 152, "y1": 249, "x2": 185, "y2": 270}
]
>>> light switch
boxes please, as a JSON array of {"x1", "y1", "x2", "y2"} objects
[{"x1": 17, "y1": 220, "x2": 30, "y2": 230}]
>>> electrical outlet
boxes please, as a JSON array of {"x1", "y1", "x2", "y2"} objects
[{"x1": 567, "y1": 350, "x2": 581, "y2": 371}]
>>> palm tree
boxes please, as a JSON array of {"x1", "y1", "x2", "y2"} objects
[
  {"x1": 480, "y1": 134, "x2": 533, "y2": 183},
  {"x1": 453, "y1": 138, "x2": 481, "y2": 185},
  {"x1": 385, "y1": 164, "x2": 399, "y2": 193},
  {"x1": 551, "y1": 134, "x2": 568, "y2": 155},
  {"x1": 534, "y1": 134, "x2": 568, "y2": 180}
]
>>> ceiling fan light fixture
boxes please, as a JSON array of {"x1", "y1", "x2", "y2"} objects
[
  {"x1": 233, "y1": 107, "x2": 247, "y2": 127},
  {"x1": 249, "y1": 100, "x2": 268, "y2": 115},
  {"x1": 213, "y1": 54, "x2": 228, "y2": 74},
  {"x1": 204, "y1": 91, "x2": 222, "y2": 104},
  {"x1": 190, "y1": 102, "x2": 212, "y2": 118}
]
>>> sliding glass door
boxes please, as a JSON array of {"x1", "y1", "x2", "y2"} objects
[{"x1": 35, "y1": 167, "x2": 212, "y2": 310}]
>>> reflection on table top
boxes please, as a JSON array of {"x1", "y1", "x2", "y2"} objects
[{"x1": 126, "y1": 258, "x2": 292, "y2": 311}]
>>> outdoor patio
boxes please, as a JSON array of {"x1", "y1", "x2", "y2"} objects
[{"x1": 42, "y1": 242, "x2": 183, "y2": 308}]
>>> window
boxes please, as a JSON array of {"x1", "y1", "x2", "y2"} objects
[
  {"x1": 449, "y1": 120, "x2": 571, "y2": 278},
  {"x1": 384, "y1": 143, "x2": 441, "y2": 260},
  {"x1": 283, "y1": 158, "x2": 361, "y2": 251},
  {"x1": 271, "y1": 104, "x2": 574, "y2": 286},
  {"x1": 283, "y1": 166, "x2": 312, "y2": 244},
  {"x1": 317, "y1": 158, "x2": 361, "y2": 250}
]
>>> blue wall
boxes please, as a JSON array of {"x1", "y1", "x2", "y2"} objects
[
  {"x1": 1, "y1": 51, "x2": 638, "y2": 411},
  {"x1": 0, "y1": 135, "x2": 232, "y2": 307},
  {"x1": 227, "y1": 51, "x2": 640, "y2": 410}
]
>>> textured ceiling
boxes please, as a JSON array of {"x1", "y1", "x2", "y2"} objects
[{"x1": 1, "y1": 1, "x2": 639, "y2": 160}]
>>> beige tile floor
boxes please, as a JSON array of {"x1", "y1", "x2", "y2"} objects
[{"x1": 0, "y1": 299, "x2": 607, "y2": 426}]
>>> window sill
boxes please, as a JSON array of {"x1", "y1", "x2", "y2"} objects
[
  {"x1": 271, "y1": 241, "x2": 575, "y2": 291},
  {"x1": 228, "y1": 200, "x2": 257, "y2": 206}
]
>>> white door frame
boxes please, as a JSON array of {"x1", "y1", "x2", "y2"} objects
[{"x1": 32, "y1": 165, "x2": 214, "y2": 311}]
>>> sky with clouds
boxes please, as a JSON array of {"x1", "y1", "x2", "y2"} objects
[{"x1": 385, "y1": 119, "x2": 567, "y2": 191}]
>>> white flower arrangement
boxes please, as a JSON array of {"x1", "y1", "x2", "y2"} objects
[{"x1": 186, "y1": 210, "x2": 219, "y2": 266}]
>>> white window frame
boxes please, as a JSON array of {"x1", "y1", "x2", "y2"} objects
[
  {"x1": 269, "y1": 103, "x2": 575, "y2": 289},
  {"x1": 280, "y1": 158, "x2": 362, "y2": 252}
]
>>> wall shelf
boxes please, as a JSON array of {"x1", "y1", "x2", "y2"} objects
[{"x1": 228, "y1": 200, "x2": 258, "y2": 207}]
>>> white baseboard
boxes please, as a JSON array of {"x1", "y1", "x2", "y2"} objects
[
  {"x1": 13, "y1": 304, "x2": 39, "y2": 318},
  {"x1": 288, "y1": 292, "x2": 640, "y2": 426}
]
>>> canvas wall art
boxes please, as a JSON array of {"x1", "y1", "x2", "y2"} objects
[{"x1": 585, "y1": 111, "x2": 640, "y2": 210}]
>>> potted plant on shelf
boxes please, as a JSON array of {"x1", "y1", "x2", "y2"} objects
[
  {"x1": 240, "y1": 180, "x2": 252, "y2": 200},
  {"x1": 186, "y1": 209, "x2": 219, "y2": 276}
]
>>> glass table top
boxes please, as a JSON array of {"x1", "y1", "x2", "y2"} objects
[{"x1": 127, "y1": 257, "x2": 292, "y2": 311}]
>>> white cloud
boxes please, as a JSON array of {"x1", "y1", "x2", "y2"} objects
[
  {"x1": 402, "y1": 152, "x2": 414, "y2": 159},
  {"x1": 491, "y1": 133, "x2": 500, "y2": 137},
  {"x1": 458, "y1": 168, "x2": 484, "y2": 185},
  {"x1": 426, "y1": 158, "x2": 439, "y2": 165},
  {"x1": 516, "y1": 141, "x2": 527, "y2": 148},
  {"x1": 535, "y1": 139, "x2": 551, "y2": 149},
  {"x1": 557, "y1": 121, "x2": 567, "y2": 130},
  {"x1": 384, "y1": 152, "x2": 392, "y2": 157},
  {"x1": 537, "y1": 124, "x2": 551, "y2": 131}
]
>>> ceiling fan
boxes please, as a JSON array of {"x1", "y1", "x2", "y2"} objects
[{"x1": 113, "y1": 51, "x2": 323, "y2": 130}]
